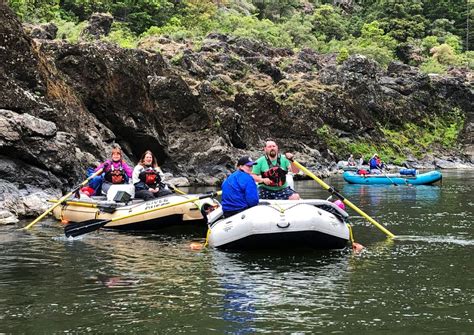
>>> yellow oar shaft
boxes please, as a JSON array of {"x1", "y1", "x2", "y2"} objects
[
  {"x1": 171, "y1": 187, "x2": 186, "y2": 195},
  {"x1": 23, "y1": 168, "x2": 103, "y2": 230},
  {"x1": 341, "y1": 197, "x2": 395, "y2": 238},
  {"x1": 292, "y1": 160, "x2": 395, "y2": 239},
  {"x1": 168, "y1": 185, "x2": 201, "y2": 208},
  {"x1": 107, "y1": 191, "x2": 222, "y2": 224}
]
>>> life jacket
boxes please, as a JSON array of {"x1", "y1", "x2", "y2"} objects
[
  {"x1": 104, "y1": 163, "x2": 126, "y2": 184},
  {"x1": 261, "y1": 155, "x2": 287, "y2": 187},
  {"x1": 139, "y1": 167, "x2": 161, "y2": 187},
  {"x1": 369, "y1": 158, "x2": 378, "y2": 169},
  {"x1": 376, "y1": 158, "x2": 382, "y2": 168}
]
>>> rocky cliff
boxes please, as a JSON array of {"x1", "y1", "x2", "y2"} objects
[{"x1": 0, "y1": 5, "x2": 472, "y2": 221}]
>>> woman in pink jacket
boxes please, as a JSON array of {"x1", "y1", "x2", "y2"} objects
[{"x1": 95, "y1": 147, "x2": 133, "y2": 195}]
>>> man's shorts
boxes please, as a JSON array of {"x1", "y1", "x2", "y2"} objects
[{"x1": 259, "y1": 186, "x2": 296, "y2": 200}]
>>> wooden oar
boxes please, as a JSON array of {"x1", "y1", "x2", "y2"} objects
[
  {"x1": 23, "y1": 168, "x2": 104, "y2": 230},
  {"x1": 291, "y1": 160, "x2": 396, "y2": 238},
  {"x1": 64, "y1": 191, "x2": 221, "y2": 238}
]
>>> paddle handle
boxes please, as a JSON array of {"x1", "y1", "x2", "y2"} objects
[
  {"x1": 292, "y1": 160, "x2": 396, "y2": 239},
  {"x1": 23, "y1": 168, "x2": 103, "y2": 230}
]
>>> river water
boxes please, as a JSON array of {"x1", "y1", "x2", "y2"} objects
[{"x1": 1, "y1": 170, "x2": 472, "y2": 333}]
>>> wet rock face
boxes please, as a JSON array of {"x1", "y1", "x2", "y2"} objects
[
  {"x1": 24, "y1": 22, "x2": 58, "y2": 40},
  {"x1": 0, "y1": 5, "x2": 46, "y2": 110},
  {"x1": 0, "y1": 156, "x2": 63, "y2": 221},
  {"x1": 37, "y1": 41, "x2": 212, "y2": 165}
]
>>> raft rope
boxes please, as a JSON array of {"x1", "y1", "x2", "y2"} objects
[
  {"x1": 273, "y1": 202, "x2": 285, "y2": 213},
  {"x1": 347, "y1": 224, "x2": 355, "y2": 244},
  {"x1": 204, "y1": 227, "x2": 211, "y2": 247}
]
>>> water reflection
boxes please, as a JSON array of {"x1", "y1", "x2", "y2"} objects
[
  {"x1": 210, "y1": 250, "x2": 352, "y2": 333},
  {"x1": 341, "y1": 184, "x2": 442, "y2": 206}
]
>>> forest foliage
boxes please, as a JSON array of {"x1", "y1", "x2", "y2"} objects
[{"x1": 6, "y1": 0, "x2": 474, "y2": 72}]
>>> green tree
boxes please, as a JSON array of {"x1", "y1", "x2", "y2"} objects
[
  {"x1": 8, "y1": 0, "x2": 61, "y2": 21},
  {"x1": 381, "y1": 1, "x2": 426, "y2": 42},
  {"x1": 352, "y1": 21, "x2": 397, "y2": 66},
  {"x1": 423, "y1": 0, "x2": 472, "y2": 50},
  {"x1": 310, "y1": 4, "x2": 348, "y2": 41},
  {"x1": 252, "y1": 0, "x2": 302, "y2": 22},
  {"x1": 429, "y1": 18, "x2": 455, "y2": 37},
  {"x1": 281, "y1": 13, "x2": 317, "y2": 47},
  {"x1": 57, "y1": 0, "x2": 175, "y2": 34},
  {"x1": 420, "y1": 59, "x2": 446, "y2": 74},
  {"x1": 180, "y1": 0, "x2": 217, "y2": 33}
]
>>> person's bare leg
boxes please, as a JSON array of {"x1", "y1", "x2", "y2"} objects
[{"x1": 289, "y1": 193, "x2": 300, "y2": 200}]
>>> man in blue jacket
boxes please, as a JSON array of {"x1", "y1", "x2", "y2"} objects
[
  {"x1": 221, "y1": 156, "x2": 259, "y2": 218},
  {"x1": 369, "y1": 153, "x2": 383, "y2": 174}
]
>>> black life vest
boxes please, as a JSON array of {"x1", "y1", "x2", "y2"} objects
[
  {"x1": 104, "y1": 163, "x2": 126, "y2": 184},
  {"x1": 261, "y1": 155, "x2": 287, "y2": 187},
  {"x1": 139, "y1": 167, "x2": 161, "y2": 187}
]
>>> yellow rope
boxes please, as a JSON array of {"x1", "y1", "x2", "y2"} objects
[
  {"x1": 203, "y1": 227, "x2": 211, "y2": 248},
  {"x1": 347, "y1": 224, "x2": 355, "y2": 244},
  {"x1": 273, "y1": 202, "x2": 285, "y2": 213}
]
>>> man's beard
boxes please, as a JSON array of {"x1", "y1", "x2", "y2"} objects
[{"x1": 268, "y1": 149, "x2": 277, "y2": 159}]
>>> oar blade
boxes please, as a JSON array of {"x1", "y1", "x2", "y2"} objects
[{"x1": 64, "y1": 219, "x2": 110, "y2": 238}]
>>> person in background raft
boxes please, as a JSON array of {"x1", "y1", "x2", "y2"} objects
[
  {"x1": 252, "y1": 140, "x2": 300, "y2": 200},
  {"x1": 132, "y1": 150, "x2": 173, "y2": 201},
  {"x1": 95, "y1": 147, "x2": 133, "y2": 195},
  {"x1": 221, "y1": 156, "x2": 259, "y2": 218},
  {"x1": 347, "y1": 154, "x2": 356, "y2": 166},
  {"x1": 369, "y1": 153, "x2": 384, "y2": 174}
]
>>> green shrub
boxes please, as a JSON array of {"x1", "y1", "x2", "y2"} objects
[
  {"x1": 281, "y1": 13, "x2": 317, "y2": 48},
  {"x1": 380, "y1": 110, "x2": 465, "y2": 158},
  {"x1": 421, "y1": 35, "x2": 439, "y2": 55},
  {"x1": 336, "y1": 47, "x2": 349, "y2": 63},
  {"x1": 215, "y1": 12, "x2": 294, "y2": 48},
  {"x1": 103, "y1": 23, "x2": 138, "y2": 49},
  {"x1": 142, "y1": 17, "x2": 185, "y2": 37},
  {"x1": 310, "y1": 5, "x2": 349, "y2": 41},
  {"x1": 457, "y1": 51, "x2": 474, "y2": 70},
  {"x1": 8, "y1": 0, "x2": 61, "y2": 22},
  {"x1": 54, "y1": 19, "x2": 87, "y2": 42},
  {"x1": 431, "y1": 43, "x2": 457, "y2": 65},
  {"x1": 419, "y1": 58, "x2": 447, "y2": 74},
  {"x1": 170, "y1": 52, "x2": 183, "y2": 65}
]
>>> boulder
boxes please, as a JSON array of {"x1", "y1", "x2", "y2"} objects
[{"x1": 82, "y1": 12, "x2": 113, "y2": 39}]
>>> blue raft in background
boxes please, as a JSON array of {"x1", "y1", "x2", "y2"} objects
[{"x1": 343, "y1": 170, "x2": 442, "y2": 185}]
